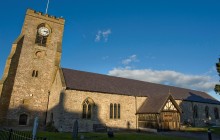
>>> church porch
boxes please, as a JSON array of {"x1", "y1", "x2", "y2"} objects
[{"x1": 138, "y1": 111, "x2": 180, "y2": 130}]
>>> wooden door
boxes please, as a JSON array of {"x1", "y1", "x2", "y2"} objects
[{"x1": 160, "y1": 112, "x2": 180, "y2": 130}]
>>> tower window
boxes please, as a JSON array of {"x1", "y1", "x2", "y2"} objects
[
  {"x1": 35, "y1": 24, "x2": 50, "y2": 47},
  {"x1": 32, "y1": 70, "x2": 39, "y2": 77},
  {"x1": 32, "y1": 70, "x2": 35, "y2": 77},
  {"x1": 19, "y1": 114, "x2": 28, "y2": 125},
  {"x1": 35, "y1": 35, "x2": 47, "y2": 46},
  {"x1": 35, "y1": 71, "x2": 38, "y2": 77}
]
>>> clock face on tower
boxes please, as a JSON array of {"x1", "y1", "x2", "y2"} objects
[{"x1": 38, "y1": 26, "x2": 50, "y2": 36}]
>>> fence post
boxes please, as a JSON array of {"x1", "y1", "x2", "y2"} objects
[{"x1": 8, "y1": 129, "x2": 12, "y2": 140}]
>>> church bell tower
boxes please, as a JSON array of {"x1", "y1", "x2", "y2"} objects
[{"x1": 0, "y1": 9, "x2": 65, "y2": 126}]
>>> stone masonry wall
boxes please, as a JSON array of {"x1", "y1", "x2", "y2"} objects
[
  {"x1": 176, "y1": 100, "x2": 220, "y2": 126},
  {"x1": 51, "y1": 89, "x2": 147, "y2": 132},
  {"x1": 47, "y1": 69, "x2": 65, "y2": 129},
  {"x1": 0, "y1": 36, "x2": 24, "y2": 124}
]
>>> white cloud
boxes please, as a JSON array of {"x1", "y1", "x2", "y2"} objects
[
  {"x1": 95, "y1": 30, "x2": 102, "y2": 42},
  {"x1": 102, "y1": 29, "x2": 111, "y2": 42},
  {"x1": 95, "y1": 29, "x2": 111, "y2": 42},
  {"x1": 122, "y1": 55, "x2": 138, "y2": 65},
  {"x1": 108, "y1": 68, "x2": 217, "y2": 92}
]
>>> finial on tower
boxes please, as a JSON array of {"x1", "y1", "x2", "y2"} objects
[{"x1": 45, "y1": 0, "x2": 50, "y2": 14}]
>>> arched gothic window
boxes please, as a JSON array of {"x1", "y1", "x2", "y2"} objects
[
  {"x1": 205, "y1": 106, "x2": 209, "y2": 118},
  {"x1": 214, "y1": 108, "x2": 219, "y2": 119},
  {"x1": 35, "y1": 23, "x2": 50, "y2": 47},
  {"x1": 19, "y1": 114, "x2": 28, "y2": 125},
  {"x1": 82, "y1": 98, "x2": 94, "y2": 119},
  {"x1": 193, "y1": 105, "x2": 198, "y2": 118}
]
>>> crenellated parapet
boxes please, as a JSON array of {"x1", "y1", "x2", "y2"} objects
[{"x1": 26, "y1": 9, "x2": 65, "y2": 24}]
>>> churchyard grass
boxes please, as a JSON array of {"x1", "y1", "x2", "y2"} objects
[
  {"x1": 181, "y1": 126, "x2": 220, "y2": 135},
  {"x1": 36, "y1": 131, "x2": 195, "y2": 140},
  {"x1": 210, "y1": 127, "x2": 220, "y2": 135},
  {"x1": 180, "y1": 127, "x2": 207, "y2": 132}
]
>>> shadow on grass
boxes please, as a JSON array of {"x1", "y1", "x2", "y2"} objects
[{"x1": 37, "y1": 131, "x2": 195, "y2": 140}]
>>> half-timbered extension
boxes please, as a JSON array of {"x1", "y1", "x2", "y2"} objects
[{"x1": 137, "y1": 94, "x2": 181, "y2": 130}]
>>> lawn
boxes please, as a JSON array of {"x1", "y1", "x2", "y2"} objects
[
  {"x1": 3, "y1": 127, "x2": 220, "y2": 140},
  {"x1": 212, "y1": 127, "x2": 220, "y2": 135},
  {"x1": 36, "y1": 131, "x2": 195, "y2": 140},
  {"x1": 181, "y1": 126, "x2": 220, "y2": 135},
  {"x1": 36, "y1": 126, "x2": 220, "y2": 140}
]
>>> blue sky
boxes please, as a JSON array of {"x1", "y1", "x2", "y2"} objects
[{"x1": 0, "y1": 0, "x2": 220, "y2": 100}]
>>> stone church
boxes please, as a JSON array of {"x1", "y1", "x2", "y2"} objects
[{"x1": 0, "y1": 9, "x2": 220, "y2": 132}]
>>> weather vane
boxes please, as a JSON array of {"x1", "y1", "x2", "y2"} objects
[{"x1": 45, "y1": 0, "x2": 50, "y2": 14}]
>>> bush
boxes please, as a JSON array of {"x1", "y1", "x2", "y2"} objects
[
  {"x1": 45, "y1": 122, "x2": 58, "y2": 132},
  {"x1": 183, "y1": 120, "x2": 193, "y2": 127}
]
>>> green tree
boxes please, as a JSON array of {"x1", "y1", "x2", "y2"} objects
[{"x1": 215, "y1": 58, "x2": 220, "y2": 94}]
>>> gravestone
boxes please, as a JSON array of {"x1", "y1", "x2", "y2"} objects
[
  {"x1": 107, "y1": 128, "x2": 114, "y2": 138},
  {"x1": 72, "y1": 120, "x2": 78, "y2": 139},
  {"x1": 32, "y1": 117, "x2": 39, "y2": 140}
]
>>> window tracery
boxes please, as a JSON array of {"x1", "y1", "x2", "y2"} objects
[{"x1": 82, "y1": 98, "x2": 94, "y2": 119}]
